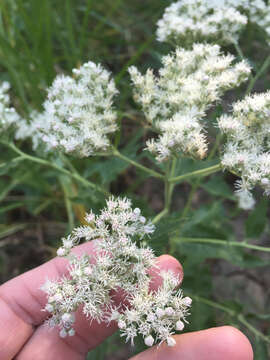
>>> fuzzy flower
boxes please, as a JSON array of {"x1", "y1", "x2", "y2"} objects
[
  {"x1": 0, "y1": 82, "x2": 21, "y2": 132},
  {"x1": 17, "y1": 62, "x2": 118, "y2": 157},
  {"x1": 218, "y1": 91, "x2": 270, "y2": 209},
  {"x1": 15, "y1": 111, "x2": 46, "y2": 150},
  {"x1": 156, "y1": 0, "x2": 270, "y2": 47},
  {"x1": 41, "y1": 197, "x2": 191, "y2": 347},
  {"x1": 129, "y1": 44, "x2": 251, "y2": 161}
]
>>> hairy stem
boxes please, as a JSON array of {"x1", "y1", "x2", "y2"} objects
[
  {"x1": 180, "y1": 134, "x2": 223, "y2": 219},
  {"x1": 245, "y1": 54, "x2": 270, "y2": 95},
  {"x1": 2, "y1": 142, "x2": 110, "y2": 196},
  {"x1": 113, "y1": 148, "x2": 164, "y2": 179},
  {"x1": 173, "y1": 236, "x2": 270, "y2": 252},
  {"x1": 192, "y1": 295, "x2": 270, "y2": 344},
  {"x1": 153, "y1": 158, "x2": 177, "y2": 224},
  {"x1": 169, "y1": 163, "x2": 222, "y2": 184}
]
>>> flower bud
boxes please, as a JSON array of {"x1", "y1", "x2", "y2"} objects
[
  {"x1": 84, "y1": 266, "x2": 92, "y2": 276},
  {"x1": 167, "y1": 337, "x2": 176, "y2": 347},
  {"x1": 165, "y1": 307, "x2": 175, "y2": 316},
  {"x1": 144, "y1": 335, "x2": 154, "y2": 347},
  {"x1": 176, "y1": 320, "x2": 184, "y2": 331},
  {"x1": 45, "y1": 304, "x2": 54, "y2": 313},
  {"x1": 182, "y1": 297, "x2": 192, "y2": 306},
  {"x1": 156, "y1": 308, "x2": 165, "y2": 318},
  {"x1": 62, "y1": 313, "x2": 75, "y2": 324},
  {"x1": 53, "y1": 293, "x2": 63, "y2": 302},
  {"x1": 68, "y1": 328, "x2": 75, "y2": 336},
  {"x1": 59, "y1": 328, "x2": 67, "y2": 338},
  {"x1": 57, "y1": 247, "x2": 66, "y2": 257},
  {"x1": 118, "y1": 320, "x2": 126, "y2": 329}
]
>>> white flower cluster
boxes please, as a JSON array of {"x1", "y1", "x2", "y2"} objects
[
  {"x1": 129, "y1": 44, "x2": 251, "y2": 161},
  {"x1": 0, "y1": 82, "x2": 21, "y2": 133},
  {"x1": 42, "y1": 197, "x2": 191, "y2": 347},
  {"x1": 15, "y1": 111, "x2": 45, "y2": 150},
  {"x1": 218, "y1": 91, "x2": 270, "y2": 209},
  {"x1": 16, "y1": 62, "x2": 118, "y2": 157},
  {"x1": 157, "y1": 0, "x2": 270, "y2": 46}
]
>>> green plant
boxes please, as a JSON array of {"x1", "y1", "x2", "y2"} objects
[{"x1": 0, "y1": 0, "x2": 269, "y2": 358}]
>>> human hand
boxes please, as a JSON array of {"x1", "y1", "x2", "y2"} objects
[{"x1": 0, "y1": 242, "x2": 253, "y2": 359}]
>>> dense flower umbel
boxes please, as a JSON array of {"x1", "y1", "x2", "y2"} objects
[
  {"x1": 129, "y1": 44, "x2": 250, "y2": 162},
  {"x1": 218, "y1": 91, "x2": 270, "y2": 209},
  {"x1": 157, "y1": 0, "x2": 270, "y2": 47},
  {"x1": 0, "y1": 82, "x2": 21, "y2": 132},
  {"x1": 41, "y1": 197, "x2": 191, "y2": 347},
  {"x1": 18, "y1": 62, "x2": 118, "y2": 157}
]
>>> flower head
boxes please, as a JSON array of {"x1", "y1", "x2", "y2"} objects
[
  {"x1": 218, "y1": 91, "x2": 270, "y2": 209},
  {"x1": 16, "y1": 62, "x2": 118, "y2": 157},
  {"x1": 42, "y1": 197, "x2": 191, "y2": 346},
  {"x1": 129, "y1": 44, "x2": 250, "y2": 161},
  {"x1": 156, "y1": 0, "x2": 270, "y2": 47},
  {"x1": 0, "y1": 82, "x2": 21, "y2": 133}
]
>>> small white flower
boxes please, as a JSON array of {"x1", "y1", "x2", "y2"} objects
[
  {"x1": 56, "y1": 247, "x2": 66, "y2": 257},
  {"x1": 144, "y1": 335, "x2": 155, "y2": 347},
  {"x1": 45, "y1": 304, "x2": 54, "y2": 313},
  {"x1": 84, "y1": 266, "x2": 92, "y2": 276},
  {"x1": 182, "y1": 297, "x2": 192, "y2": 307},
  {"x1": 62, "y1": 313, "x2": 75, "y2": 324},
  {"x1": 53, "y1": 293, "x2": 63, "y2": 302},
  {"x1": 59, "y1": 328, "x2": 67, "y2": 338},
  {"x1": 118, "y1": 320, "x2": 127, "y2": 329},
  {"x1": 167, "y1": 337, "x2": 176, "y2": 347},
  {"x1": 176, "y1": 320, "x2": 185, "y2": 331},
  {"x1": 165, "y1": 307, "x2": 175, "y2": 316},
  {"x1": 156, "y1": 308, "x2": 165, "y2": 318}
]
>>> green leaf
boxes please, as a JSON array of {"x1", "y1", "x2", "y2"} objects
[
  {"x1": 254, "y1": 337, "x2": 269, "y2": 359},
  {"x1": 245, "y1": 198, "x2": 268, "y2": 238},
  {"x1": 202, "y1": 175, "x2": 234, "y2": 199}
]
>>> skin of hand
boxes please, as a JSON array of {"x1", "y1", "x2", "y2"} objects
[{"x1": 0, "y1": 241, "x2": 253, "y2": 360}]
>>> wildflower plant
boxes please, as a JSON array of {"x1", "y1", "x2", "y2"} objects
[
  {"x1": 1, "y1": 0, "x2": 270, "y2": 356},
  {"x1": 156, "y1": 0, "x2": 270, "y2": 47}
]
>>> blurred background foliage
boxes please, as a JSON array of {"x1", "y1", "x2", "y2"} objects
[{"x1": 0, "y1": 0, "x2": 269, "y2": 358}]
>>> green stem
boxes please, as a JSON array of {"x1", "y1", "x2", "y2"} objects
[
  {"x1": 180, "y1": 134, "x2": 223, "y2": 219},
  {"x1": 152, "y1": 158, "x2": 177, "y2": 224},
  {"x1": 173, "y1": 236, "x2": 270, "y2": 252},
  {"x1": 245, "y1": 54, "x2": 270, "y2": 95},
  {"x1": 152, "y1": 208, "x2": 168, "y2": 224},
  {"x1": 237, "y1": 314, "x2": 270, "y2": 343},
  {"x1": 192, "y1": 295, "x2": 270, "y2": 344},
  {"x1": 233, "y1": 42, "x2": 245, "y2": 60},
  {"x1": 169, "y1": 163, "x2": 222, "y2": 184},
  {"x1": 191, "y1": 295, "x2": 235, "y2": 316},
  {"x1": 113, "y1": 148, "x2": 164, "y2": 179},
  {"x1": 2, "y1": 142, "x2": 110, "y2": 196},
  {"x1": 59, "y1": 177, "x2": 75, "y2": 232}
]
